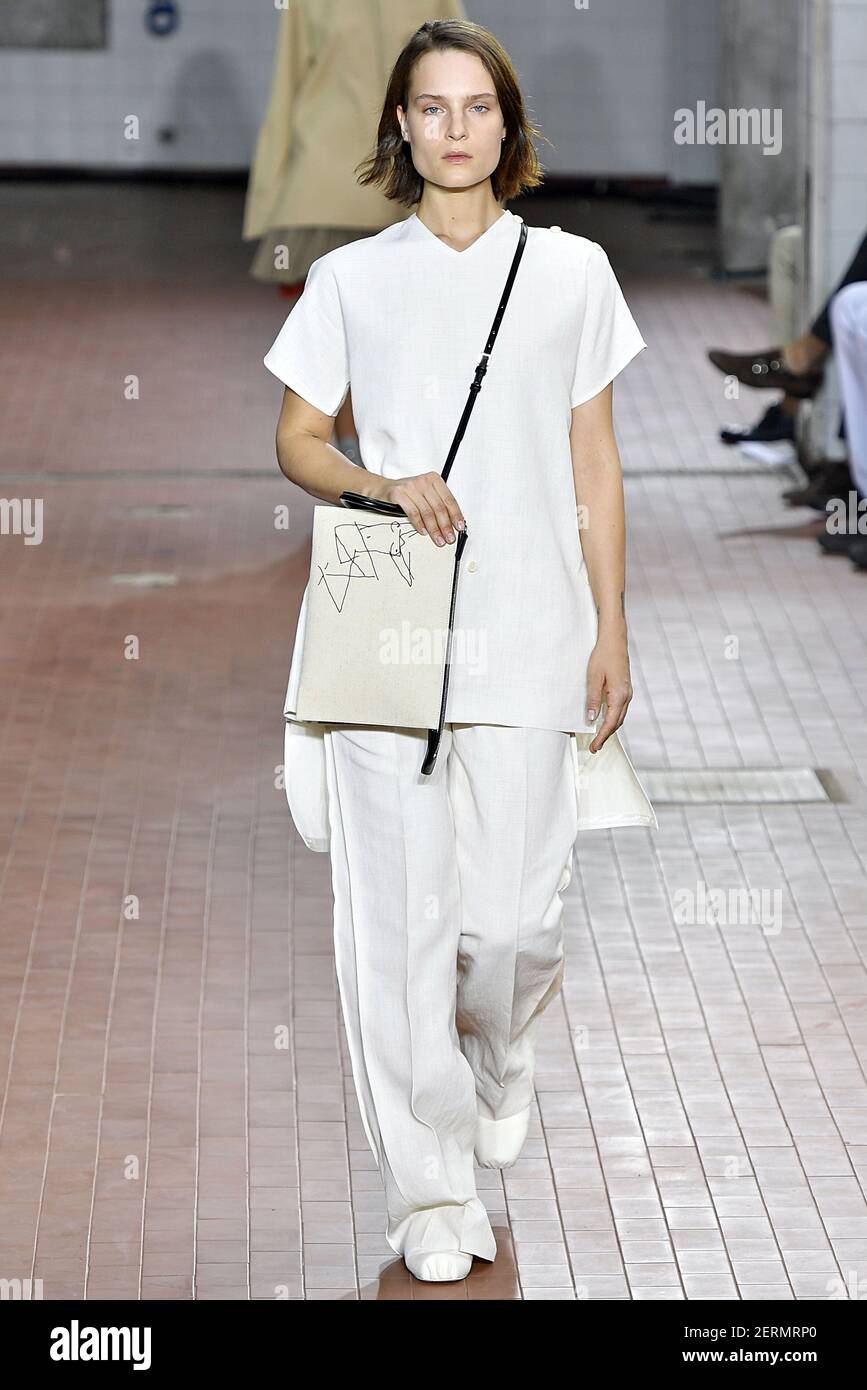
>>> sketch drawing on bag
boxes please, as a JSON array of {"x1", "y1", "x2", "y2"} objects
[{"x1": 317, "y1": 515, "x2": 426, "y2": 608}]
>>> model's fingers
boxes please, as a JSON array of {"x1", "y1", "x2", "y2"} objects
[
  {"x1": 607, "y1": 684, "x2": 632, "y2": 731},
  {"x1": 391, "y1": 475, "x2": 464, "y2": 544},
  {"x1": 589, "y1": 699, "x2": 622, "y2": 753},
  {"x1": 430, "y1": 478, "x2": 466, "y2": 536},
  {"x1": 586, "y1": 672, "x2": 604, "y2": 723},
  {"x1": 412, "y1": 487, "x2": 451, "y2": 544},
  {"x1": 390, "y1": 485, "x2": 426, "y2": 535},
  {"x1": 416, "y1": 478, "x2": 464, "y2": 542},
  {"x1": 418, "y1": 477, "x2": 459, "y2": 544}
]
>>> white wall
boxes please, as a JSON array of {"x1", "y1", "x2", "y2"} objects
[
  {"x1": 0, "y1": 0, "x2": 721, "y2": 180},
  {"x1": 0, "y1": 0, "x2": 277, "y2": 167},
  {"x1": 494, "y1": 0, "x2": 671, "y2": 178}
]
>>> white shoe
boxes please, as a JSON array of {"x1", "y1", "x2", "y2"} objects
[
  {"x1": 404, "y1": 1248, "x2": 473, "y2": 1282},
  {"x1": 474, "y1": 1105, "x2": 531, "y2": 1168}
]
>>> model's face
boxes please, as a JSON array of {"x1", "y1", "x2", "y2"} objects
[{"x1": 397, "y1": 49, "x2": 506, "y2": 195}]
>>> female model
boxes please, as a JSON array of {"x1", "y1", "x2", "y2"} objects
[{"x1": 263, "y1": 19, "x2": 655, "y2": 1284}]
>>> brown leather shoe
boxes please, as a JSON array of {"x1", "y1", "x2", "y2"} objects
[
  {"x1": 782, "y1": 461, "x2": 853, "y2": 510},
  {"x1": 707, "y1": 346, "x2": 823, "y2": 399}
]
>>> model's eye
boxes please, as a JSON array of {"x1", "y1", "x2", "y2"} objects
[
  {"x1": 422, "y1": 105, "x2": 443, "y2": 116},
  {"x1": 471, "y1": 105, "x2": 489, "y2": 113}
]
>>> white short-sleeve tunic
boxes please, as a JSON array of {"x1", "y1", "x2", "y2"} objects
[{"x1": 264, "y1": 209, "x2": 656, "y2": 844}]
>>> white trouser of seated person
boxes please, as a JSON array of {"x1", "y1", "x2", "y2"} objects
[
  {"x1": 322, "y1": 721, "x2": 580, "y2": 1262},
  {"x1": 830, "y1": 280, "x2": 867, "y2": 500}
]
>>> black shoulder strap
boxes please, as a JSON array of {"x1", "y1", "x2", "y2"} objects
[{"x1": 440, "y1": 218, "x2": 529, "y2": 486}]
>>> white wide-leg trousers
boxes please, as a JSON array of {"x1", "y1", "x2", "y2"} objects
[{"x1": 322, "y1": 721, "x2": 580, "y2": 1262}]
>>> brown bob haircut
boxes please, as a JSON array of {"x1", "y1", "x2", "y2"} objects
[{"x1": 356, "y1": 19, "x2": 547, "y2": 207}]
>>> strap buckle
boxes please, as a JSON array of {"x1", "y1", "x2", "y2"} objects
[{"x1": 469, "y1": 351, "x2": 490, "y2": 394}]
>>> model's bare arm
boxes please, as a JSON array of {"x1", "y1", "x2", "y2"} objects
[
  {"x1": 569, "y1": 381, "x2": 632, "y2": 752},
  {"x1": 275, "y1": 386, "x2": 465, "y2": 545},
  {"x1": 275, "y1": 386, "x2": 384, "y2": 502}
]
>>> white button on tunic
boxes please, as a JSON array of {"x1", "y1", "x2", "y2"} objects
[{"x1": 264, "y1": 210, "x2": 657, "y2": 844}]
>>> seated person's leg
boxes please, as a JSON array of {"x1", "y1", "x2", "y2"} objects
[{"x1": 817, "y1": 283, "x2": 867, "y2": 562}]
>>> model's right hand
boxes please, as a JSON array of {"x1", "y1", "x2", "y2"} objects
[{"x1": 379, "y1": 472, "x2": 465, "y2": 546}]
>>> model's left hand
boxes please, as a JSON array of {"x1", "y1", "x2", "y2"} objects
[{"x1": 586, "y1": 631, "x2": 633, "y2": 753}]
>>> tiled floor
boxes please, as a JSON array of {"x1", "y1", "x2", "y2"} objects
[{"x1": 1, "y1": 184, "x2": 866, "y2": 1300}]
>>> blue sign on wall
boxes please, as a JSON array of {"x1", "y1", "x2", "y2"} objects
[{"x1": 145, "y1": 2, "x2": 180, "y2": 38}]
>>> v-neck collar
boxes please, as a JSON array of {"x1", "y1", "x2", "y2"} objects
[{"x1": 408, "y1": 208, "x2": 516, "y2": 257}]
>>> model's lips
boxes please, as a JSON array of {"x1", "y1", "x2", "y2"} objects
[{"x1": 443, "y1": 153, "x2": 471, "y2": 161}]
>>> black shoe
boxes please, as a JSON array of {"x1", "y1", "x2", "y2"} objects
[
  {"x1": 817, "y1": 531, "x2": 858, "y2": 556},
  {"x1": 782, "y1": 462, "x2": 853, "y2": 511},
  {"x1": 719, "y1": 403, "x2": 796, "y2": 446},
  {"x1": 849, "y1": 537, "x2": 867, "y2": 570}
]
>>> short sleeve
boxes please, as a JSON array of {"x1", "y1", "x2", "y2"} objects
[
  {"x1": 263, "y1": 254, "x2": 350, "y2": 416},
  {"x1": 570, "y1": 241, "x2": 647, "y2": 408}
]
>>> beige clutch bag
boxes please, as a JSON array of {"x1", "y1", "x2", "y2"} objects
[{"x1": 293, "y1": 497, "x2": 467, "y2": 738}]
